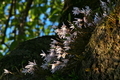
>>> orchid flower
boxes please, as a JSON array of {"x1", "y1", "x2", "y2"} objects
[{"x1": 72, "y1": 7, "x2": 80, "y2": 15}]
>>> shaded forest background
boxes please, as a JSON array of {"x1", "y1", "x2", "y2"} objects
[{"x1": 0, "y1": 0, "x2": 120, "y2": 80}]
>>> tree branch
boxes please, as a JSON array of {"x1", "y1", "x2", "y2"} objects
[
  {"x1": 18, "y1": 0, "x2": 33, "y2": 36},
  {"x1": 1, "y1": 0, "x2": 14, "y2": 44}
]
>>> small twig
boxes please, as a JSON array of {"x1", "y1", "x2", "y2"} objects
[
  {"x1": 3, "y1": 43, "x2": 10, "y2": 49},
  {"x1": 13, "y1": 0, "x2": 17, "y2": 40}
]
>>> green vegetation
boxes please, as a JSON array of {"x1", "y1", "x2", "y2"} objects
[{"x1": 0, "y1": 0, "x2": 63, "y2": 55}]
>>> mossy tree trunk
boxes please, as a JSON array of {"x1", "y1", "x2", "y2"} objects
[
  {"x1": 81, "y1": 23, "x2": 120, "y2": 80},
  {"x1": 61, "y1": 0, "x2": 120, "y2": 80}
]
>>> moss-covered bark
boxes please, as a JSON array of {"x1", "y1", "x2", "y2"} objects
[
  {"x1": 81, "y1": 10, "x2": 120, "y2": 80},
  {"x1": 0, "y1": 36, "x2": 56, "y2": 80},
  {"x1": 58, "y1": 0, "x2": 120, "y2": 80},
  {"x1": 68, "y1": 1, "x2": 120, "y2": 80}
]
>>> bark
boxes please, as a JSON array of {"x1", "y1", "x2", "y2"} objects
[
  {"x1": 60, "y1": 0, "x2": 120, "y2": 80},
  {"x1": 81, "y1": 24, "x2": 120, "y2": 80},
  {"x1": 0, "y1": 36, "x2": 56, "y2": 80}
]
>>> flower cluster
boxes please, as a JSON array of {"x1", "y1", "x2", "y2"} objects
[
  {"x1": 100, "y1": 0, "x2": 110, "y2": 16},
  {"x1": 72, "y1": 6, "x2": 93, "y2": 28},
  {"x1": 72, "y1": 0, "x2": 114, "y2": 28},
  {"x1": 72, "y1": 6, "x2": 91, "y2": 16},
  {"x1": 40, "y1": 23, "x2": 76, "y2": 73},
  {"x1": 21, "y1": 60, "x2": 36, "y2": 74},
  {"x1": 40, "y1": 0, "x2": 115, "y2": 73}
]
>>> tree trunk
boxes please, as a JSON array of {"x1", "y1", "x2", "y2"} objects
[{"x1": 60, "y1": 0, "x2": 120, "y2": 80}]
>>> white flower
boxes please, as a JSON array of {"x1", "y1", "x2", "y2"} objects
[
  {"x1": 55, "y1": 61, "x2": 62, "y2": 65},
  {"x1": 55, "y1": 23, "x2": 69, "y2": 38},
  {"x1": 83, "y1": 17, "x2": 88, "y2": 23},
  {"x1": 56, "y1": 52, "x2": 68, "y2": 59},
  {"x1": 51, "y1": 38, "x2": 58, "y2": 44},
  {"x1": 61, "y1": 24, "x2": 69, "y2": 33},
  {"x1": 49, "y1": 52, "x2": 56, "y2": 57},
  {"x1": 51, "y1": 64, "x2": 57, "y2": 70},
  {"x1": 93, "y1": 13, "x2": 101, "y2": 24},
  {"x1": 44, "y1": 55, "x2": 53, "y2": 62},
  {"x1": 73, "y1": 18, "x2": 83, "y2": 28},
  {"x1": 25, "y1": 60, "x2": 36, "y2": 69},
  {"x1": 100, "y1": 0, "x2": 106, "y2": 6},
  {"x1": 63, "y1": 40, "x2": 70, "y2": 46},
  {"x1": 61, "y1": 52, "x2": 68, "y2": 58},
  {"x1": 49, "y1": 49, "x2": 55, "y2": 53},
  {"x1": 70, "y1": 24, "x2": 75, "y2": 29},
  {"x1": 28, "y1": 60, "x2": 36, "y2": 66},
  {"x1": 61, "y1": 24, "x2": 67, "y2": 31},
  {"x1": 56, "y1": 46, "x2": 63, "y2": 53},
  {"x1": 22, "y1": 68, "x2": 34, "y2": 74},
  {"x1": 4, "y1": 69, "x2": 11, "y2": 74},
  {"x1": 85, "y1": 6, "x2": 91, "y2": 15},
  {"x1": 21, "y1": 68, "x2": 28, "y2": 74},
  {"x1": 55, "y1": 29, "x2": 60, "y2": 33},
  {"x1": 56, "y1": 53, "x2": 62, "y2": 59},
  {"x1": 51, "y1": 61, "x2": 62, "y2": 69},
  {"x1": 44, "y1": 50, "x2": 56, "y2": 62},
  {"x1": 79, "y1": 6, "x2": 91, "y2": 16},
  {"x1": 70, "y1": 31, "x2": 77, "y2": 39},
  {"x1": 50, "y1": 60, "x2": 68, "y2": 73},
  {"x1": 100, "y1": 0, "x2": 107, "y2": 11},
  {"x1": 64, "y1": 46, "x2": 71, "y2": 51},
  {"x1": 72, "y1": 32, "x2": 77, "y2": 36},
  {"x1": 50, "y1": 61, "x2": 64, "y2": 73},
  {"x1": 80, "y1": 8, "x2": 85, "y2": 14},
  {"x1": 74, "y1": 18, "x2": 83, "y2": 22},
  {"x1": 27, "y1": 68, "x2": 34, "y2": 74},
  {"x1": 21, "y1": 60, "x2": 36, "y2": 74},
  {"x1": 50, "y1": 43, "x2": 56, "y2": 48},
  {"x1": 72, "y1": 7, "x2": 80, "y2": 15},
  {"x1": 103, "y1": 11, "x2": 108, "y2": 17},
  {"x1": 40, "y1": 50, "x2": 46, "y2": 58},
  {"x1": 25, "y1": 65, "x2": 34, "y2": 69},
  {"x1": 51, "y1": 65, "x2": 60, "y2": 73},
  {"x1": 66, "y1": 37, "x2": 73, "y2": 42}
]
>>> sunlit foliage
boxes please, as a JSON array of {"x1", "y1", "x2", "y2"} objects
[{"x1": 0, "y1": 0, "x2": 64, "y2": 55}]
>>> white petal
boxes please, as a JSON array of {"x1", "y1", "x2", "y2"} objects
[
  {"x1": 25, "y1": 65, "x2": 33, "y2": 68},
  {"x1": 28, "y1": 60, "x2": 36, "y2": 65},
  {"x1": 40, "y1": 50, "x2": 46, "y2": 58},
  {"x1": 57, "y1": 54, "x2": 62, "y2": 59},
  {"x1": 4, "y1": 69, "x2": 10, "y2": 74}
]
